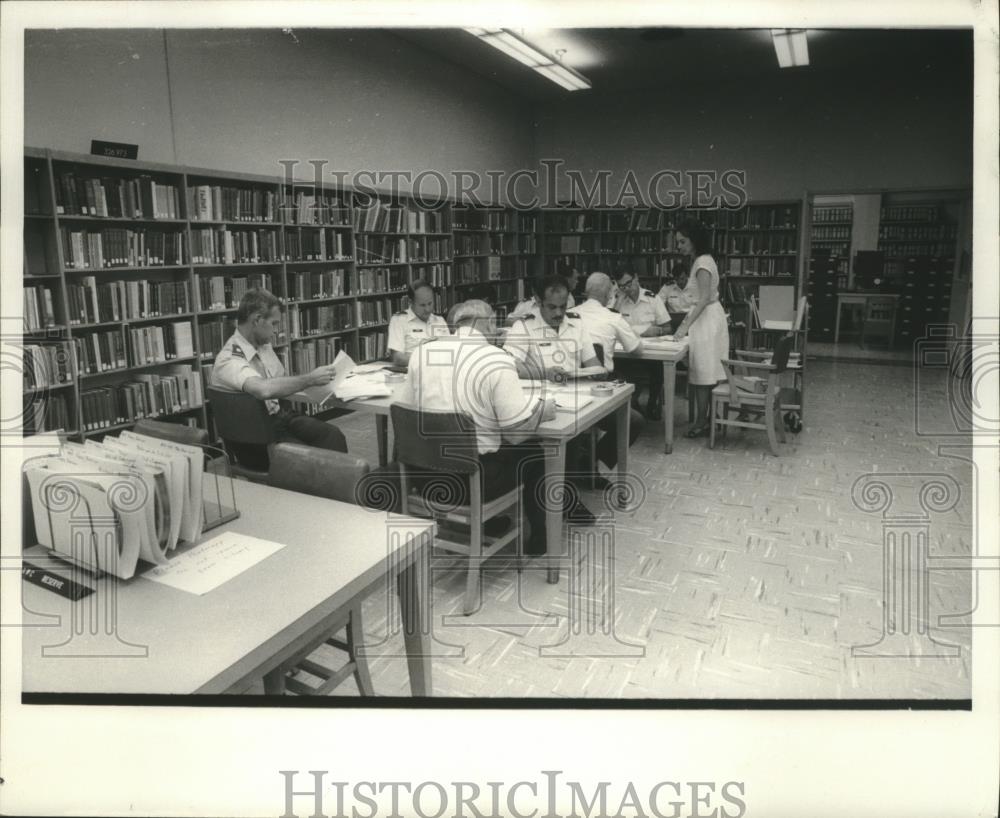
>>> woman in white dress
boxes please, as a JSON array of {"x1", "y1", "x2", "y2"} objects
[{"x1": 672, "y1": 219, "x2": 729, "y2": 437}]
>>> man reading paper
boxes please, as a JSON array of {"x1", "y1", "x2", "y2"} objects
[{"x1": 211, "y1": 288, "x2": 348, "y2": 469}]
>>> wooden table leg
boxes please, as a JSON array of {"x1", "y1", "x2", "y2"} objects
[
  {"x1": 545, "y1": 441, "x2": 566, "y2": 584},
  {"x1": 376, "y1": 415, "x2": 388, "y2": 466},
  {"x1": 397, "y1": 531, "x2": 432, "y2": 696},
  {"x1": 663, "y1": 360, "x2": 676, "y2": 454}
]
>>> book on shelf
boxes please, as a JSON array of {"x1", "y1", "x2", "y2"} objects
[
  {"x1": 187, "y1": 184, "x2": 277, "y2": 223},
  {"x1": 54, "y1": 172, "x2": 180, "y2": 220},
  {"x1": 190, "y1": 227, "x2": 280, "y2": 264},
  {"x1": 23, "y1": 392, "x2": 69, "y2": 434},
  {"x1": 358, "y1": 331, "x2": 387, "y2": 362},
  {"x1": 280, "y1": 191, "x2": 348, "y2": 226},
  {"x1": 60, "y1": 226, "x2": 186, "y2": 268},
  {"x1": 23, "y1": 285, "x2": 57, "y2": 331},
  {"x1": 23, "y1": 343, "x2": 74, "y2": 389},
  {"x1": 67, "y1": 279, "x2": 191, "y2": 324},
  {"x1": 198, "y1": 273, "x2": 272, "y2": 312},
  {"x1": 287, "y1": 269, "x2": 348, "y2": 300}
]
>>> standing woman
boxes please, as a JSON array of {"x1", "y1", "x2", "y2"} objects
[{"x1": 672, "y1": 218, "x2": 729, "y2": 438}]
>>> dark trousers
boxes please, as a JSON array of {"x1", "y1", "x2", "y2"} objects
[
  {"x1": 229, "y1": 409, "x2": 347, "y2": 471},
  {"x1": 615, "y1": 359, "x2": 664, "y2": 409},
  {"x1": 569, "y1": 407, "x2": 644, "y2": 471}
]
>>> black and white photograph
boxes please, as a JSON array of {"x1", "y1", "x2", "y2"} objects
[{"x1": 1, "y1": 1, "x2": 997, "y2": 816}]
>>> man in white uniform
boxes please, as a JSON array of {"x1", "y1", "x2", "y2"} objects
[
  {"x1": 387, "y1": 279, "x2": 449, "y2": 366},
  {"x1": 572, "y1": 272, "x2": 643, "y2": 371},
  {"x1": 396, "y1": 299, "x2": 557, "y2": 556},
  {"x1": 506, "y1": 274, "x2": 641, "y2": 498},
  {"x1": 612, "y1": 268, "x2": 673, "y2": 420},
  {"x1": 211, "y1": 288, "x2": 347, "y2": 469}
]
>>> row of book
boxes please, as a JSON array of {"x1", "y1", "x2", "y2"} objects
[
  {"x1": 520, "y1": 235, "x2": 536, "y2": 254},
  {"x1": 412, "y1": 263, "x2": 451, "y2": 287},
  {"x1": 23, "y1": 393, "x2": 70, "y2": 434},
  {"x1": 723, "y1": 233, "x2": 798, "y2": 255},
  {"x1": 880, "y1": 205, "x2": 940, "y2": 222},
  {"x1": 288, "y1": 303, "x2": 353, "y2": 338},
  {"x1": 724, "y1": 205, "x2": 799, "y2": 230},
  {"x1": 282, "y1": 192, "x2": 351, "y2": 226},
  {"x1": 455, "y1": 233, "x2": 512, "y2": 256},
  {"x1": 812, "y1": 206, "x2": 853, "y2": 223},
  {"x1": 454, "y1": 209, "x2": 516, "y2": 231},
  {"x1": 24, "y1": 285, "x2": 58, "y2": 331},
  {"x1": 357, "y1": 297, "x2": 404, "y2": 327},
  {"x1": 876, "y1": 243, "x2": 957, "y2": 258},
  {"x1": 190, "y1": 228, "x2": 281, "y2": 264},
  {"x1": 358, "y1": 331, "x2": 387, "y2": 362},
  {"x1": 410, "y1": 237, "x2": 452, "y2": 262},
  {"x1": 356, "y1": 235, "x2": 408, "y2": 264},
  {"x1": 55, "y1": 172, "x2": 180, "y2": 219},
  {"x1": 285, "y1": 228, "x2": 351, "y2": 261},
  {"x1": 67, "y1": 278, "x2": 191, "y2": 325},
  {"x1": 187, "y1": 184, "x2": 278, "y2": 223},
  {"x1": 26, "y1": 431, "x2": 206, "y2": 578},
  {"x1": 198, "y1": 317, "x2": 237, "y2": 361},
  {"x1": 60, "y1": 227, "x2": 186, "y2": 268},
  {"x1": 286, "y1": 270, "x2": 348, "y2": 301},
  {"x1": 288, "y1": 337, "x2": 343, "y2": 374},
  {"x1": 198, "y1": 274, "x2": 271, "y2": 311},
  {"x1": 354, "y1": 201, "x2": 408, "y2": 234},
  {"x1": 878, "y1": 223, "x2": 957, "y2": 242},
  {"x1": 812, "y1": 225, "x2": 851, "y2": 241},
  {"x1": 357, "y1": 266, "x2": 406, "y2": 294},
  {"x1": 23, "y1": 343, "x2": 74, "y2": 389},
  {"x1": 725, "y1": 256, "x2": 797, "y2": 277},
  {"x1": 75, "y1": 322, "x2": 194, "y2": 374},
  {"x1": 455, "y1": 256, "x2": 509, "y2": 284},
  {"x1": 80, "y1": 365, "x2": 203, "y2": 431}
]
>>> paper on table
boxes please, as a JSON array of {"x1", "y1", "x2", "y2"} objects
[
  {"x1": 294, "y1": 349, "x2": 358, "y2": 406},
  {"x1": 142, "y1": 532, "x2": 286, "y2": 595}
]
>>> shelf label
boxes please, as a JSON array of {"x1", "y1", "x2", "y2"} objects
[{"x1": 90, "y1": 140, "x2": 138, "y2": 160}]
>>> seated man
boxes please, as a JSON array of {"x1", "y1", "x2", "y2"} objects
[
  {"x1": 507, "y1": 272, "x2": 576, "y2": 325},
  {"x1": 612, "y1": 268, "x2": 673, "y2": 420},
  {"x1": 387, "y1": 279, "x2": 449, "y2": 366},
  {"x1": 505, "y1": 274, "x2": 642, "y2": 494},
  {"x1": 397, "y1": 299, "x2": 557, "y2": 556},
  {"x1": 211, "y1": 288, "x2": 347, "y2": 469}
]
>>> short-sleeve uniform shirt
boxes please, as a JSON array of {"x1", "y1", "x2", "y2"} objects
[
  {"x1": 504, "y1": 311, "x2": 597, "y2": 374},
  {"x1": 398, "y1": 326, "x2": 537, "y2": 454},
  {"x1": 211, "y1": 328, "x2": 285, "y2": 414},
  {"x1": 613, "y1": 288, "x2": 670, "y2": 334},
  {"x1": 387, "y1": 308, "x2": 449, "y2": 356},
  {"x1": 571, "y1": 297, "x2": 642, "y2": 371}
]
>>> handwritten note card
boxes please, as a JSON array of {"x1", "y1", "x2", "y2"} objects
[{"x1": 142, "y1": 533, "x2": 286, "y2": 595}]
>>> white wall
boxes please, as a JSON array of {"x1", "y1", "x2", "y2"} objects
[
  {"x1": 534, "y1": 66, "x2": 973, "y2": 203},
  {"x1": 24, "y1": 29, "x2": 536, "y2": 198}
]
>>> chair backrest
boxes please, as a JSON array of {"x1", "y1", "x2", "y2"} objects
[
  {"x1": 389, "y1": 404, "x2": 480, "y2": 474},
  {"x1": 267, "y1": 442, "x2": 371, "y2": 504},
  {"x1": 206, "y1": 387, "x2": 275, "y2": 446},
  {"x1": 134, "y1": 418, "x2": 208, "y2": 447}
]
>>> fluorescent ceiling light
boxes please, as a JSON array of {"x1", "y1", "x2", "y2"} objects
[
  {"x1": 771, "y1": 29, "x2": 809, "y2": 68},
  {"x1": 465, "y1": 28, "x2": 592, "y2": 91}
]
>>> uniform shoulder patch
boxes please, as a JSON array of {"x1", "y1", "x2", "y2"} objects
[
  {"x1": 518, "y1": 313, "x2": 535, "y2": 320},
  {"x1": 566, "y1": 311, "x2": 580, "y2": 319},
  {"x1": 231, "y1": 344, "x2": 246, "y2": 359},
  {"x1": 641, "y1": 289, "x2": 654, "y2": 297},
  {"x1": 393, "y1": 310, "x2": 407, "y2": 316},
  {"x1": 608, "y1": 307, "x2": 621, "y2": 314}
]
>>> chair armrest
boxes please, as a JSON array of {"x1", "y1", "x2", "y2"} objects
[{"x1": 733, "y1": 349, "x2": 772, "y2": 361}]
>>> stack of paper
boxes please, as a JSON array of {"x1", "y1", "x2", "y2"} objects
[
  {"x1": 293, "y1": 350, "x2": 393, "y2": 405},
  {"x1": 23, "y1": 429, "x2": 205, "y2": 579}
]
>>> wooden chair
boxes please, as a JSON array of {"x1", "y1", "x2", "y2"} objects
[
  {"x1": 133, "y1": 418, "x2": 209, "y2": 447},
  {"x1": 205, "y1": 386, "x2": 274, "y2": 482},
  {"x1": 710, "y1": 334, "x2": 795, "y2": 456},
  {"x1": 860, "y1": 295, "x2": 897, "y2": 349},
  {"x1": 390, "y1": 404, "x2": 522, "y2": 616},
  {"x1": 748, "y1": 296, "x2": 807, "y2": 424},
  {"x1": 261, "y1": 442, "x2": 375, "y2": 697}
]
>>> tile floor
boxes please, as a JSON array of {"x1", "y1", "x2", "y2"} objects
[{"x1": 294, "y1": 358, "x2": 974, "y2": 700}]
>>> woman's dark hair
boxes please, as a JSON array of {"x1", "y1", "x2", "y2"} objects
[{"x1": 674, "y1": 218, "x2": 713, "y2": 257}]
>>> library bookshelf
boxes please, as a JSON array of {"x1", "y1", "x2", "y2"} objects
[{"x1": 20, "y1": 147, "x2": 538, "y2": 438}]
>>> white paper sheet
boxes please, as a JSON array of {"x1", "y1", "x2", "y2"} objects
[{"x1": 142, "y1": 532, "x2": 286, "y2": 595}]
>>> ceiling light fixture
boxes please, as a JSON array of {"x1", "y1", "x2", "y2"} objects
[
  {"x1": 771, "y1": 29, "x2": 809, "y2": 68},
  {"x1": 465, "y1": 28, "x2": 592, "y2": 91}
]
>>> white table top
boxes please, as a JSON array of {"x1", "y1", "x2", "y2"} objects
[{"x1": 21, "y1": 478, "x2": 434, "y2": 694}]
